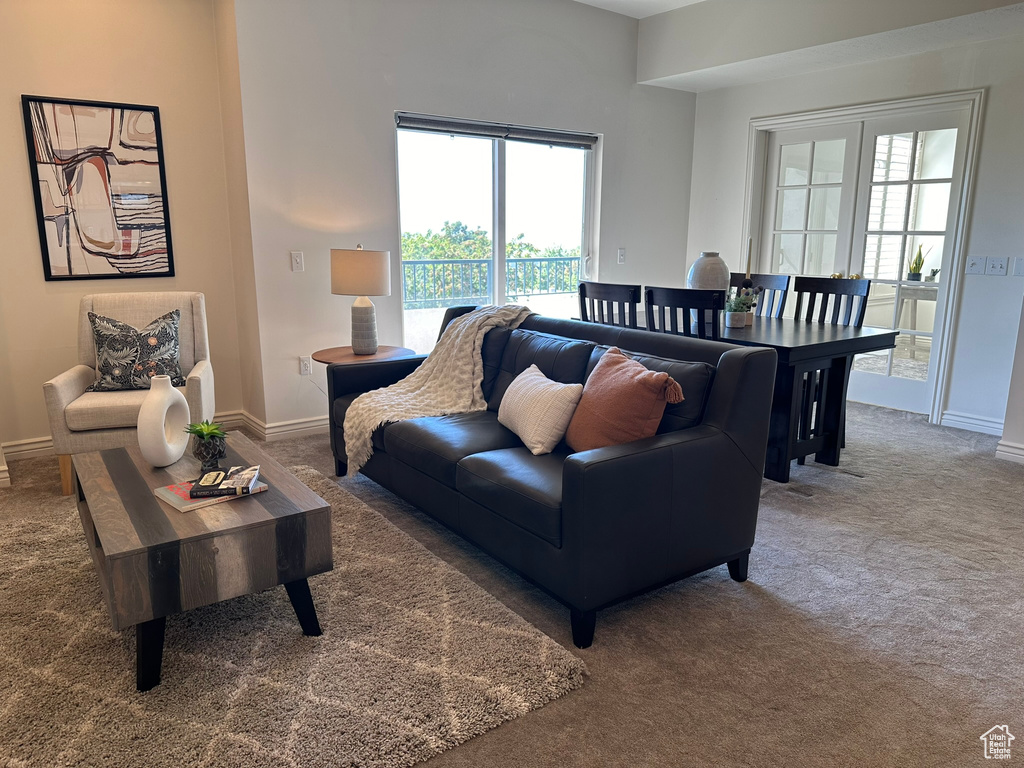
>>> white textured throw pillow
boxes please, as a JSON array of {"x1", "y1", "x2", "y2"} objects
[{"x1": 498, "y1": 364, "x2": 584, "y2": 455}]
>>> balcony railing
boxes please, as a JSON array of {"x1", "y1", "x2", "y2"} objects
[{"x1": 402, "y1": 257, "x2": 580, "y2": 310}]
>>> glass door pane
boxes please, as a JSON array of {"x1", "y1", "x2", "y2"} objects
[
  {"x1": 853, "y1": 127, "x2": 957, "y2": 385},
  {"x1": 397, "y1": 131, "x2": 493, "y2": 353},
  {"x1": 505, "y1": 142, "x2": 586, "y2": 319}
]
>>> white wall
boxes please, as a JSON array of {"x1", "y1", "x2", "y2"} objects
[
  {"x1": 232, "y1": 0, "x2": 696, "y2": 429},
  {"x1": 0, "y1": 0, "x2": 244, "y2": 452},
  {"x1": 997, "y1": 297, "x2": 1024, "y2": 462},
  {"x1": 686, "y1": 35, "x2": 1024, "y2": 429}
]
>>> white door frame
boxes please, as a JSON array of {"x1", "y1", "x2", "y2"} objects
[{"x1": 741, "y1": 89, "x2": 986, "y2": 423}]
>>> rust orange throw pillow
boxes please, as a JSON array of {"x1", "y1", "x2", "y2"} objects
[{"x1": 565, "y1": 347, "x2": 684, "y2": 452}]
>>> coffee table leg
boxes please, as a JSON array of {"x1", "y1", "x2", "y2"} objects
[
  {"x1": 285, "y1": 578, "x2": 322, "y2": 636},
  {"x1": 136, "y1": 617, "x2": 166, "y2": 692}
]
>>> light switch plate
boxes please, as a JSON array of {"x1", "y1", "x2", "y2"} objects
[
  {"x1": 617, "y1": 248, "x2": 626, "y2": 265},
  {"x1": 290, "y1": 251, "x2": 304, "y2": 272},
  {"x1": 965, "y1": 257, "x2": 984, "y2": 275},
  {"x1": 986, "y1": 256, "x2": 1008, "y2": 276},
  {"x1": 1013, "y1": 257, "x2": 1024, "y2": 277}
]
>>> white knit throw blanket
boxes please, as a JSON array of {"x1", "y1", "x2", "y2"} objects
[{"x1": 344, "y1": 304, "x2": 533, "y2": 475}]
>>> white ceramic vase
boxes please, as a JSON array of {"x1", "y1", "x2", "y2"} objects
[
  {"x1": 686, "y1": 251, "x2": 730, "y2": 291},
  {"x1": 137, "y1": 375, "x2": 190, "y2": 467}
]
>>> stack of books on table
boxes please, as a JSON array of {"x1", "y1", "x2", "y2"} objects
[{"x1": 154, "y1": 465, "x2": 267, "y2": 513}]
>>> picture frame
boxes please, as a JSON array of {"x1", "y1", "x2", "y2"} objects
[{"x1": 21, "y1": 95, "x2": 175, "y2": 281}]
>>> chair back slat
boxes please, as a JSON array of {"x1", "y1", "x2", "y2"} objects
[
  {"x1": 730, "y1": 273, "x2": 790, "y2": 318},
  {"x1": 644, "y1": 287, "x2": 725, "y2": 340},
  {"x1": 791, "y1": 276, "x2": 871, "y2": 328},
  {"x1": 579, "y1": 281, "x2": 641, "y2": 329}
]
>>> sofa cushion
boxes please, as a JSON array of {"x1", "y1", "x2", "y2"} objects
[
  {"x1": 383, "y1": 411, "x2": 522, "y2": 488},
  {"x1": 457, "y1": 447, "x2": 567, "y2": 547},
  {"x1": 566, "y1": 347, "x2": 683, "y2": 452},
  {"x1": 487, "y1": 329, "x2": 595, "y2": 411},
  {"x1": 86, "y1": 310, "x2": 186, "y2": 391},
  {"x1": 66, "y1": 387, "x2": 186, "y2": 431},
  {"x1": 584, "y1": 346, "x2": 716, "y2": 432},
  {"x1": 498, "y1": 365, "x2": 583, "y2": 455}
]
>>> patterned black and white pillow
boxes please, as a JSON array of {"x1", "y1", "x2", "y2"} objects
[{"x1": 86, "y1": 309, "x2": 186, "y2": 392}]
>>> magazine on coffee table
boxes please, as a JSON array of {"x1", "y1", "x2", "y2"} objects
[{"x1": 155, "y1": 479, "x2": 269, "y2": 513}]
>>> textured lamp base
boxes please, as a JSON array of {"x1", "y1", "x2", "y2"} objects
[{"x1": 351, "y1": 300, "x2": 378, "y2": 355}]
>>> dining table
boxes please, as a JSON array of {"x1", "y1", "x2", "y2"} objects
[{"x1": 717, "y1": 317, "x2": 898, "y2": 482}]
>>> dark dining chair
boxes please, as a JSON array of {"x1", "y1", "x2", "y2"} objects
[
  {"x1": 790, "y1": 276, "x2": 872, "y2": 464},
  {"x1": 644, "y1": 287, "x2": 725, "y2": 341},
  {"x1": 791, "y1": 276, "x2": 871, "y2": 327},
  {"x1": 578, "y1": 281, "x2": 641, "y2": 329},
  {"x1": 730, "y1": 273, "x2": 790, "y2": 318}
]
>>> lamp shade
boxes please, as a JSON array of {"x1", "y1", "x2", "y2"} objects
[{"x1": 331, "y1": 248, "x2": 391, "y2": 297}]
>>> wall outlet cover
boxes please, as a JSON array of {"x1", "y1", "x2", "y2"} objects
[
  {"x1": 985, "y1": 256, "x2": 1008, "y2": 276},
  {"x1": 1013, "y1": 257, "x2": 1024, "y2": 277},
  {"x1": 965, "y1": 257, "x2": 984, "y2": 275},
  {"x1": 299, "y1": 355, "x2": 312, "y2": 375}
]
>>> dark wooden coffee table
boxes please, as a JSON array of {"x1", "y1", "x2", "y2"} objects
[{"x1": 72, "y1": 432, "x2": 333, "y2": 691}]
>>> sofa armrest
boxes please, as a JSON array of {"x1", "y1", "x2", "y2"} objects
[
  {"x1": 184, "y1": 358, "x2": 215, "y2": 423},
  {"x1": 560, "y1": 425, "x2": 762, "y2": 609},
  {"x1": 327, "y1": 356, "x2": 427, "y2": 400},
  {"x1": 43, "y1": 365, "x2": 97, "y2": 454}
]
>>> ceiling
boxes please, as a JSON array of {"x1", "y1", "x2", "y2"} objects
[{"x1": 571, "y1": 0, "x2": 706, "y2": 19}]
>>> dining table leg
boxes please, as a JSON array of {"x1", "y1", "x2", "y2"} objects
[
  {"x1": 815, "y1": 354, "x2": 853, "y2": 466},
  {"x1": 764, "y1": 362, "x2": 799, "y2": 483}
]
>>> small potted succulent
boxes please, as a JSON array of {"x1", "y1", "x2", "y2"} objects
[
  {"x1": 907, "y1": 245, "x2": 925, "y2": 281},
  {"x1": 185, "y1": 420, "x2": 228, "y2": 472}
]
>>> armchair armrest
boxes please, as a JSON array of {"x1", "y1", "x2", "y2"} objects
[
  {"x1": 560, "y1": 425, "x2": 762, "y2": 609},
  {"x1": 327, "y1": 356, "x2": 426, "y2": 400},
  {"x1": 185, "y1": 358, "x2": 215, "y2": 423},
  {"x1": 43, "y1": 365, "x2": 97, "y2": 454}
]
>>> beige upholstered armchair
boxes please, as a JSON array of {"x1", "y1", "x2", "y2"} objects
[{"x1": 43, "y1": 292, "x2": 215, "y2": 495}]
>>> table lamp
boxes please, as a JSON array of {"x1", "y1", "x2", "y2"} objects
[{"x1": 331, "y1": 245, "x2": 391, "y2": 355}]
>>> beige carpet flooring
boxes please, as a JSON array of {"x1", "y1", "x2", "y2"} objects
[
  {"x1": 2, "y1": 403, "x2": 1022, "y2": 766},
  {"x1": 259, "y1": 403, "x2": 1024, "y2": 767},
  {"x1": 0, "y1": 466, "x2": 585, "y2": 768}
]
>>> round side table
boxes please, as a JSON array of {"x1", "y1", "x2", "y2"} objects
[{"x1": 311, "y1": 345, "x2": 417, "y2": 365}]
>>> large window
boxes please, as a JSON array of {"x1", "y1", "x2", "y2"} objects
[{"x1": 395, "y1": 113, "x2": 596, "y2": 353}]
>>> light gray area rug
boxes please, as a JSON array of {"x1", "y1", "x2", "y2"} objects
[{"x1": 0, "y1": 467, "x2": 585, "y2": 768}]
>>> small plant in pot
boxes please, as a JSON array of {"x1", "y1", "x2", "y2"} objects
[
  {"x1": 725, "y1": 290, "x2": 756, "y2": 328},
  {"x1": 907, "y1": 245, "x2": 925, "y2": 281},
  {"x1": 185, "y1": 420, "x2": 228, "y2": 472}
]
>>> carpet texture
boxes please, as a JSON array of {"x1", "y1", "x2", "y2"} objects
[
  {"x1": 260, "y1": 403, "x2": 1024, "y2": 767},
  {"x1": 0, "y1": 467, "x2": 585, "y2": 768}
]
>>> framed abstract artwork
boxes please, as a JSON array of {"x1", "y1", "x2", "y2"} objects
[{"x1": 22, "y1": 95, "x2": 175, "y2": 280}]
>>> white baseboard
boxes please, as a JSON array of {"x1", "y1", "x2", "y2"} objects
[
  {"x1": 940, "y1": 410, "x2": 1004, "y2": 436},
  {"x1": 1, "y1": 435, "x2": 57, "y2": 460},
  {"x1": 996, "y1": 439, "x2": 1024, "y2": 464},
  {"x1": 0, "y1": 452, "x2": 9, "y2": 488},
  {"x1": 263, "y1": 415, "x2": 330, "y2": 441}
]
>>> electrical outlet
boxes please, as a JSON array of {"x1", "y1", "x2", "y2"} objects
[
  {"x1": 986, "y1": 256, "x2": 1008, "y2": 276},
  {"x1": 299, "y1": 355, "x2": 312, "y2": 376},
  {"x1": 617, "y1": 248, "x2": 626, "y2": 265},
  {"x1": 965, "y1": 257, "x2": 984, "y2": 275},
  {"x1": 1013, "y1": 257, "x2": 1024, "y2": 277},
  {"x1": 290, "y1": 251, "x2": 304, "y2": 272}
]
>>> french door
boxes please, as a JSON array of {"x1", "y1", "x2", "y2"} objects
[{"x1": 755, "y1": 95, "x2": 978, "y2": 415}]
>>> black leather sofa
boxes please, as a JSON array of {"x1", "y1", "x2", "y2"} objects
[{"x1": 328, "y1": 308, "x2": 777, "y2": 647}]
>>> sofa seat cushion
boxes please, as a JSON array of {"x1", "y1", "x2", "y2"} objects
[
  {"x1": 457, "y1": 447, "x2": 566, "y2": 547},
  {"x1": 383, "y1": 411, "x2": 522, "y2": 488},
  {"x1": 65, "y1": 387, "x2": 186, "y2": 431}
]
